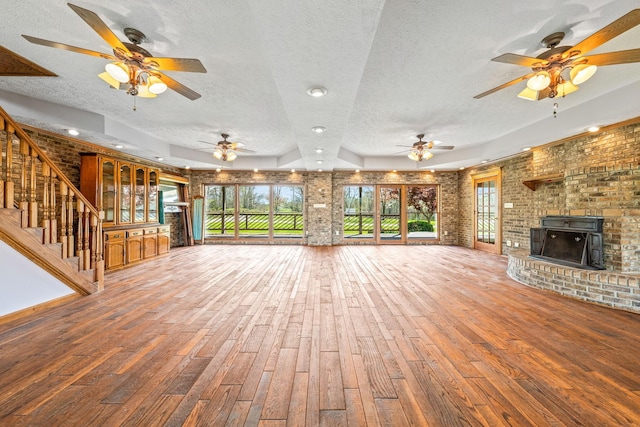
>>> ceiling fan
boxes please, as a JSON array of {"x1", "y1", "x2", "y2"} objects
[
  {"x1": 474, "y1": 9, "x2": 640, "y2": 101},
  {"x1": 199, "y1": 134, "x2": 255, "y2": 162},
  {"x1": 22, "y1": 3, "x2": 206, "y2": 100},
  {"x1": 397, "y1": 134, "x2": 454, "y2": 162}
]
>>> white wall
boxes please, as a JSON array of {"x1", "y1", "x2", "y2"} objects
[{"x1": 0, "y1": 240, "x2": 74, "y2": 317}]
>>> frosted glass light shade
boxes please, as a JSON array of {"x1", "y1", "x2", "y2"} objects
[
  {"x1": 570, "y1": 64, "x2": 597, "y2": 85},
  {"x1": 147, "y1": 75, "x2": 168, "y2": 94},
  {"x1": 226, "y1": 151, "x2": 237, "y2": 161},
  {"x1": 555, "y1": 80, "x2": 579, "y2": 97},
  {"x1": 98, "y1": 72, "x2": 123, "y2": 89},
  {"x1": 527, "y1": 71, "x2": 551, "y2": 91},
  {"x1": 135, "y1": 83, "x2": 157, "y2": 98},
  {"x1": 408, "y1": 151, "x2": 421, "y2": 161},
  {"x1": 105, "y1": 62, "x2": 130, "y2": 83},
  {"x1": 213, "y1": 149, "x2": 223, "y2": 160}
]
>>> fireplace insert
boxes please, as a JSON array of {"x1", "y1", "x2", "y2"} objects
[{"x1": 530, "y1": 216, "x2": 604, "y2": 270}]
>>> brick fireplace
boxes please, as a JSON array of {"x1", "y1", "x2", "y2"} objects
[{"x1": 530, "y1": 216, "x2": 604, "y2": 270}]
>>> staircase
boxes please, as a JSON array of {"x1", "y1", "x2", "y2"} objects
[{"x1": 0, "y1": 106, "x2": 103, "y2": 295}]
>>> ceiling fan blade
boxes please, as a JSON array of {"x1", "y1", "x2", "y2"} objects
[
  {"x1": 564, "y1": 9, "x2": 640, "y2": 58},
  {"x1": 492, "y1": 53, "x2": 547, "y2": 67},
  {"x1": 473, "y1": 72, "x2": 535, "y2": 99},
  {"x1": 197, "y1": 140, "x2": 217, "y2": 146},
  {"x1": 234, "y1": 148, "x2": 255, "y2": 153},
  {"x1": 22, "y1": 35, "x2": 116, "y2": 60},
  {"x1": 146, "y1": 57, "x2": 207, "y2": 73},
  {"x1": 431, "y1": 145, "x2": 454, "y2": 150},
  {"x1": 229, "y1": 142, "x2": 245, "y2": 149},
  {"x1": 155, "y1": 71, "x2": 201, "y2": 100},
  {"x1": 67, "y1": 3, "x2": 132, "y2": 56},
  {"x1": 582, "y1": 49, "x2": 640, "y2": 66}
]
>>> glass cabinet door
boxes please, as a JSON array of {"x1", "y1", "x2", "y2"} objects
[
  {"x1": 148, "y1": 170, "x2": 158, "y2": 222},
  {"x1": 101, "y1": 159, "x2": 116, "y2": 224},
  {"x1": 135, "y1": 167, "x2": 146, "y2": 223},
  {"x1": 120, "y1": 164, "x2": 131, "y2": 223}
]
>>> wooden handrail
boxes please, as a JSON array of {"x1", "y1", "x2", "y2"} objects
[
  {"x1": 0, "y1": 105, "x2": 104, "y2": 290},
  {"x1": 0, "y1": 106, "x2": 101, "y2": 222}
]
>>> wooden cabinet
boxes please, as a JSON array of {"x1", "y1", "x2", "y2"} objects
[
  {"x1": 126, "y1": 229, "x2": 144, "y2": 265},
  {"x1": 104, "y1": 230, "x2": 125, "y2": 270},
  {"x1": 143, "y1": 227, "x2": 158, "y2": 259},
  {"x1": 80, "y1": 153, "x2": 172, "y2": 271},
  {"x1": 158, "y1": 225, "x2": 171, "y2": 255},
  {"x1": 80, "y1": 154, "x2": 160, "y2": 225}
]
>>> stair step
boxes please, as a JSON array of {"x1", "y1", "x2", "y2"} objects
[
  {"x1": 0, "y1": 208, "x2": 22, "y2": 226},
  {"x1": 0, "y1": 208, "x2": 99, "y2": 295}
]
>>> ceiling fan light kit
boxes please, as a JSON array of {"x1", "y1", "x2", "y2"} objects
[
  {"x1": 400, "y1": 134, "x2": 453, "y2": 162},
  {"x1": 201, "y1": 133, "x2": 255, "y2": 162},
  {"x1": 23, "y1": 3, "x2": 207, "y2": 103},
  {"x1": 474, "y1": 9, "x2": 640, "y2": 101}
]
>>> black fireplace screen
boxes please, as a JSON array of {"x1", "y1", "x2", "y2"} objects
[
  {"x1": 530, "y1": 216, "x2": 604, "y2": 270},
  {"x1": 541, "y1": 230, "x2": 587, "y2": 265}
]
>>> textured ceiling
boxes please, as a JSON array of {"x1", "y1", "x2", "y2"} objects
[{"x1": 0, "y1": 0, "x2": 639, "y2": 171}]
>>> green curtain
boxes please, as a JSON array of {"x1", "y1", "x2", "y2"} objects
[{"x1": 158, "y1": 191, "x2": 164, "y2": 224}]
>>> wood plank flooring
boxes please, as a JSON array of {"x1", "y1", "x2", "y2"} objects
[{"x1": 1, "y1": 245, "x2": 640, "y2": 426}]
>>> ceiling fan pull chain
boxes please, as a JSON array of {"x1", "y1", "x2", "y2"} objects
[
  {"x1": 133, "y1": 96, "x2": 137, "y2": 112},
  {"x1": 553, "y1": 102, "x2": 558, "y2": 119}
]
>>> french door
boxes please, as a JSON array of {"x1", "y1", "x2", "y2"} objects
[
  {"x1": 473, "y1": 169, "x2": 501, "y2": 254},
  {"x1": 377, "y1": 186, "x2": 403, "y2": 243}
]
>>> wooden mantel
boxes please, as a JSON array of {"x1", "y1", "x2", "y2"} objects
[{"x1": 522, "y1": 173, "x2": 564, "y2": 191}]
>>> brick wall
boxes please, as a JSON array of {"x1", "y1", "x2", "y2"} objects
[
  {"x1": 508, "y1": 250, "x2": 640, "y2": 313},
  {"x1": 187, "y1": 169, "x2": 459, "y2": 246},
  {"x1": 458, "y1": 120, "x2": 640, "y2": 272},
  {"x1": 24, "y1": 128, "x2": 182, "y2": 182}
]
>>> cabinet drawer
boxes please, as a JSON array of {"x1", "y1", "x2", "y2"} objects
[
  {"x1": 144, "y1": 228, "x2": 157, "y2": 235},
  {"x1": 104, "y1": 230, "x2": 124, "y2": 241},
  {"x1": 158, "y1": 226, "x2": 171, "y2": 234},
  {"x1": 127, "y1": 229, "x2": 143, "y2": 238}
]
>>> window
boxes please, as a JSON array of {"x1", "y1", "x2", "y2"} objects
[
  {"x1": 239, "y1": 185, "x2": 270, "y2": 238},
  {"x1": 343, "y1": 186, "x2": 374, "y2": 239},
  {"x1": 343, "y1": 184, "x2": 439, "y2": 242},
  {"x1": 203, "y1": 184, "x2": 304, "y2": 240},
  {"x1": 406, "y1": 185, "x2": 438, "y2": 240},
  {"x1": 205, "y1": 185, "x2": 236, "y2": 237},
  {"x1": 273, "y1": 185, "x2": 304, "y2": 238}
]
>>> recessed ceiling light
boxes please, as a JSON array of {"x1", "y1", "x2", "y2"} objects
[
  {"x1": 114, "y1": 144, "x2": 124, "y2": 149},
  {"x1": 459, "y1": 167, "x2": 465, "y2": 170},
  {"x1": 355, "y1": 169, "x2": 360, "y2": 173},
  {"x1": 156, "y1": 157, "x2": 164, "y2": 161},
  {"x1": 315, "y1": 147, "x2": 323, "y2": 154},
  {"x1": 522, "y1": 147, "x2": 531, "y2": 151},
  {"x1": 254, "y1": 168, "x2": 259, "y2": 172},
  {"x1": 290, "y1": 169, "x2": 296, "y2": 173},
  {"x1": 481, "y1": 160, "x2": 488, "y2": 164},
  {"x1": 216, "y1": 168, "x2": 222, "y2": 172},
  {"x1": 317, "y1": 160, "x2": 323, "y2": 164},
  {"x1": 317, "y1": 168, "x2": 323, "y2": 172},
  {"x1": 392, "y1": 170, "x2": 397, "y2": 173},
  {"x1": 430, "y1": 169, "x2": 435, "y2": 173},
  {"x1": 67, "y1": 129, "x2": 79, "y2": 136},
  {"x1": 587, "y1": 126, "x2": 600, "y2": 132},
  {"x1": 307, "y1": 86, "x2": 327, "y2": 97},
  {"x1": 185, "y1": 165, "x2": 191, "y2": 169},
  {"x1": 311, "y1": 126, "x2": 326, "y2": 134}
]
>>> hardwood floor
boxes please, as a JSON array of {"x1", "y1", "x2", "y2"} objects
[{"x1": 1, "y1": 245, "x2": 639, "y2": 426}]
